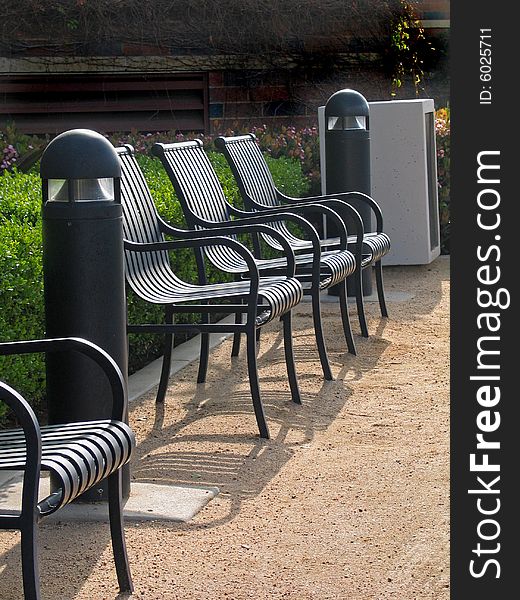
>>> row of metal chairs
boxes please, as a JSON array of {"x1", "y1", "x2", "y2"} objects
[{"x1": 119, "y1": 134, "x2": 391, "y2": 440}]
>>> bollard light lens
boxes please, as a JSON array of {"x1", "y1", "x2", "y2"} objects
[
  {"x1": 48, "y1": 178, "x2": 115, "y2": 203},
  {"x1": 328, "y1": 115, "x2": 366, "y2": 130},
  {"x1": 48, "y1": 179, "x2": 67, "y2": 202}
]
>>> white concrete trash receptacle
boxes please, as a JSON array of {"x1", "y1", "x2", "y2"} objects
[{"x1": 368, "y1": 99, "x2": 441, "y2": 265}]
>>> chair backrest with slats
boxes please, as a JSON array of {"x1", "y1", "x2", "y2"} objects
[
  {"x1": 152, "y1": 140, "x2": 250, "y2": 273},
  {"x1": 215, "y1": 134, "x2": 303, "y2": 249},
  {"x1": 116, "y1": 145, "x2": 184, "y2": 301},
  {"x1": 152, "y1": 140, "x2": 232, "y2": 228},
  {"x1": 214, "y1": 134, "x2": 280, "y2": 210}
]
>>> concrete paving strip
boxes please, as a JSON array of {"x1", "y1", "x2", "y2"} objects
[{"x1": 0, "y1": 475, "x2": 219, "y2": 523}]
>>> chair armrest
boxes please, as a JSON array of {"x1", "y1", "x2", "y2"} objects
[
  {"x1": 231, "y1": 199, "x2": 364, "y2": 272},
  {"x1": 200, "y1": 210, "x2": 324, "y2": 271},
  {"x1": 0, "y1": 337, "x2": 127, "y2": 421},
  {"x1": 207, "y1": 208, "x2": 323, "y2": 250},
  {"x1": 277, "y1": 189, "x2": 384, "y2": 233},
  {"x1": 0, "y1": 382, "x2": 42, "y2": 516},
  {"x1": 124, "y1": 235, "x2": 263, "y2": 280},
  {"x1": 234, "y1": 192, "x2": 364, "y2": 240},
  {"x1": 160, "y1": 215, "x2": 320, "y2": 277},
  {"x1": 160, "y1": 205, "x2": 309, "y2": 240},
  {"x1": 155, "y1": 214, "x2": 297, "y2": 272},
  {"x1": 243, "y1": 203, "x2": 350, "y2": 246},
  {"x1": 232, "y1": 200, "x2": 365, "y2": 246},
  {"x1": 156, "y1": 216, "x2": 203, "y2": 238}
]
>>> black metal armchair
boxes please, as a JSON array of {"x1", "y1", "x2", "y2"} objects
[
  {"x1": 0, "y1": 337, "x2": 135, "y2": 600},
  {"x1": 117, "y1": 145, "x2": 304, "y2": 439}
]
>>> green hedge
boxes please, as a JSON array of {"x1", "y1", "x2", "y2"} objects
[
  {"x1": 0, "y1": 152, "x2": 309, "y2": 423},
  {"x1": 0, "y1": 170, "x2": 45, "y2": 421}
]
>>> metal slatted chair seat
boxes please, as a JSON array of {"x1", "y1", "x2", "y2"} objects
[
  {"x1": 0, "y1": 337, "x2": 135, "y2": 599},
  {"x1": 117, "y1": 145, "x2": 304, "y2": 440},
  {"x1": 291, "y1": 231, "x2": 391, "y2": 267},
  {"x1": 214, "y1": 134, "x2": 392, "y2": 337},
  {"x1": 152, "y1": 140, "x2": 359, "y2": 382},
  {"x1": 261, "y1": 224, "x2": 389, "y2": 268},
  {"x1": 127, "y1": 258, "x2": 302, "y2": 326},
  {"x1": 237, "y1": 206, "x2": 388, "y2": 273},
  {"x1": 240, "y1": 214, "x2": 380, "y2": 275},
  {"x1": 255, "y1": 248, "x2": 356, "y2": 290},
  {"x1": 0, "y1": 419, "x2": 134, "y2": 515}
]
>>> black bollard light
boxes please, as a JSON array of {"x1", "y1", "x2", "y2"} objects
[
  {"x1": 40, "y1": 129, "x2": 130, "y2": 501},
  {"x1": 324, "y1": 89, "x2": 373, "y2": 296}
]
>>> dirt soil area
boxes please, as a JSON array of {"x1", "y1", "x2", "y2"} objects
[{"x1": 0, "y1": 258, "x2": 450, "y2": 599}]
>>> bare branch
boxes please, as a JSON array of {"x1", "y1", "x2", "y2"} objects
[{"x1": 1, "y1": 0, "x2": 405, "y2": 57}]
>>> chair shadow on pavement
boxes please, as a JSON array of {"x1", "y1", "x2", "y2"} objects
[{"x1": 127, "y1": 313, "x2": 389, "y2": 530}]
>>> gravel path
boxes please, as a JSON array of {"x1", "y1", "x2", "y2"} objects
[{"x1": 0, "y1": 258, "x2": 450, "y2": 599}]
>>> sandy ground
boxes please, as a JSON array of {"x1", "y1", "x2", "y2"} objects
[{"x1": 0, "y1": 257, "x2": 449, "y2": 599}]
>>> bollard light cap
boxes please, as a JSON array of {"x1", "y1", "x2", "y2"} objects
[
  {"x1": 325, "y1": 89, "x2": 369, "y2": 117},
  {"x1": 40, "y1": 129, "x2": 121, "y2": 180}
]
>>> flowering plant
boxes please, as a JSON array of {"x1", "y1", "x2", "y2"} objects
[{"x1": 435, "y1": 107, "x2": 450, "y2": 253}]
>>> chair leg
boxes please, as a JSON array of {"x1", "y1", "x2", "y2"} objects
[
  {"x1": 310, "y1": 289, "x2": 333, "y2": 380},
  {"x1": 197, "y1": 332, "x2": 210, "y2": 383},
  {"x1": 108, "y1": 470, "x2": 134, "y2": 593},
  {"x1": 339, "y1": 280, "x2": 357, "y2": 355},
  {"x1": 156, "y1": 337, "x2": 172, "y2": 403},
  {"x1": 354, "y1": 269, "x2": 369, "y2": 338},
  {"x1": 197, "y1": 333, "x2": 209, "y2": 383},
  {"x1": 281, "y1": 312, "x2": 301, "y2": 404},
  {"x1": 156, "y1": 306, "x2": 174, "y2": 403},
  {"x1": 20, "y1": 517, "x2": 40, "y2": 600},
  {"x1": 197, "y1": 302, "x2": 210, "y2": 382},
  {"x1": 231, "y1": 308, "x2": 242, "y2": 357},
  {"x1": 375, "y1": 260, "x2": 389, "y2": 318},
  {"x1": 246, "y1": 327, "x2": 270, "y2": 439}
]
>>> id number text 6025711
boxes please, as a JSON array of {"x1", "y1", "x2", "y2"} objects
[{"x1": 480, "y1": 29, "x2": 492, "y2": 105}]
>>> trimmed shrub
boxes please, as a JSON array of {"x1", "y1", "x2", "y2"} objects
[
  {"x1": 0, "y1": 170, "x2": 45, "y2": 421},
  {"x1": 111, "y1": 127, "x2": 321, "y2": 194},
  {"x1": 1, "y1": 126, "x2": 48, "y2": 173},
  {"x1": 4, "y1": 116, "x2": 450, "y2": 246}
]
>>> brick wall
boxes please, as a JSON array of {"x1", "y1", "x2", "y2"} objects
[
  {"x1": 208, "y1": 64, "x2": 449, "y2": 133},
  {"x1": 208, "y1": 71, "x2": 311, "y2": 131},
  {"x1": 206, "y1": 2, "x2": 451, "y2": 132}
]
